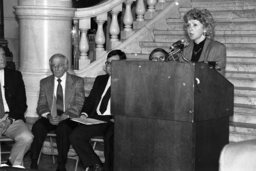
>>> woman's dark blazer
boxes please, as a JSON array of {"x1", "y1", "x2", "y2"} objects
[{"x1": 182, "y1": 38, "x2": 226, "y2": 75}]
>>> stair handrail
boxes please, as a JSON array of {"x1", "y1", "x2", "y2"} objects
[{"x1": 74, "y1": 0, "x2": 183, "y2": 77}]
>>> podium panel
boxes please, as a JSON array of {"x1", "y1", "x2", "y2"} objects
[{"x1": 112, "y1": 61, "x2": 234, "y2": 171}]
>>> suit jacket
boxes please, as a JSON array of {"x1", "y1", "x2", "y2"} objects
[
  {"x1": 182, "y1": 38, "x2": 226, "y2": 75},
  {"x1": 82, "y1": 74, "x2": 112, "y2": 122},
  {"x1": 4, "y1": 68, "x2": 27, "y2": 121},
  {"x1": 37, "y1": 72, "x2": 85, "y2": 118}
]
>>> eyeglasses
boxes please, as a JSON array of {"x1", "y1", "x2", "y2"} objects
[
  {"x1": 51, "y1": 64, "x2": 66, "y2": 69},
  {"x1": 105, "y1": 61, "x2": 111, "y2": 66}
]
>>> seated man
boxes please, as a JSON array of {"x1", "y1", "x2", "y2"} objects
[
  {"x1": 70, "y1": 49, "x2": 126, "y2": 171},
  {"x1": 30, "y1": 53, "x2": 85, "y2": 171},
  {"x1": 0, "y1": 45, "x2": 33, "y2": 168}
]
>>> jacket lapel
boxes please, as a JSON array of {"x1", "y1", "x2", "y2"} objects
[
  {"x1": 65, "y1": 73, "x2": 73, "y2": 111},
  {"x1": 48, "y1": 75, "x2": 55, "y2": 109},
  {"x1": 200, "y1": 38, "x2": 211, "y2": 62}
]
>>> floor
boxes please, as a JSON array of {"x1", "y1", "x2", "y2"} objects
[{"x1": 1, "y1": 141, "x2": 104, "y2": 171}]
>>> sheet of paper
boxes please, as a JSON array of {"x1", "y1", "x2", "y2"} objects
[{"x1": 71, "y1": 117, "x2": 106, "y2": 125}]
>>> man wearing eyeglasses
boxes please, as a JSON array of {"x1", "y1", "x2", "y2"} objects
[
  {"x1": 30, "y1": 53, "x2": 85, "y2": 171},
  {"x1": 70, "y1": 49, "x2": 126, "y2": 171}
]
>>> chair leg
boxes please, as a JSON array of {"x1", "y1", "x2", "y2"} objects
[
  {"x1": 49, "y1": 136, "x2": 55, "y2": 164},
  {"x1": 37, "y1": 151, "x2": 41, "y2": 165},
  {"x1": 74, "y1": 157, "x2": 79, "y2": 171},
  {"x1": 0, "y1": 142, "x2": 2, "y2": 165}
]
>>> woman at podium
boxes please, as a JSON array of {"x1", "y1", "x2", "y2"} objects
[{"x1": 182, "y1": 8, "x2": 226, "y2": 75}]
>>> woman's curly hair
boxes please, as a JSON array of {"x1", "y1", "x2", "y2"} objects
[{"x1": 183, "y1": 8, "x2": 215, "y2": 39}]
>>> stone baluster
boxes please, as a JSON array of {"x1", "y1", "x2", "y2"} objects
[
  {"x1": 123, "y1": 0, "x2": 133, "y2": 32},
  {"x1": 147, "y1": 0, "x2": 157, "y2": 12},
  {"x1": 95, "y1": 13, "x2": 107, "y2": 59},
  {"x1": 136, "y1": 0, "x2": 146, "y2": 21},
  {"x1": 145, "y1": 0, "x2": 157, "y2": 19},
  {"x1": 72, "y1": 19, "x2": 80, "y2": 70},
  {"x1": 110, "y1": 4, "x2": 122, "y2": 48},
  {"x1": 79, "y1": 18, "x2": 91, "y2": 69},
  {"x1": 158, "y1": 0, "x2": 166, "y2": 3},
  {"x1": 156, "y1": 0, "x2": 166, "y2": 10}
]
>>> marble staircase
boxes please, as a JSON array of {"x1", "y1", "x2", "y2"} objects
[
  {"x1": 126, "y1": 0, "x2": 256, "y2": 142},
  {"x1": 81, "y1": 0, "x2": 256, "y2": 143}
]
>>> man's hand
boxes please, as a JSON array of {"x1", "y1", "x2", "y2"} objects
[
  {"x1": 48, "y1": 114, "x2": 60, "y2": 125},
  {"x1": 0, "y1": 119, "x2": 11, "y2": 134},
  {"x1": 59, "y1": 114, "x2": 69, "y2": 121}
]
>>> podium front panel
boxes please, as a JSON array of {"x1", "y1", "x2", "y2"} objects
[
  {"x1": 114, "y1": 115, "x2": 195, "y2": 171},
  {"x1": 112, "y1": 61, "x2": 195, "y2": 122}
]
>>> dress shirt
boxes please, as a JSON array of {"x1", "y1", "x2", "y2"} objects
[
  {"x1": 42, "y1": 72, "x2": 67, "y2": 118},
  {"x1": 0, "y1": 69, "x2": 9, "y2": 113},
  {"x1": 53, "y1": 73, "x2": 66, "y2": 111},
  {"x1": 96, "y1": 76, "x2": 111, "y2": 115}
]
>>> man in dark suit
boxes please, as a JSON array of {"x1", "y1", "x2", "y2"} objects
[
  {"x1": 70, "y1": 49, "x2": 126, "y2": 171},
  {"x1": 0, "y1": 45, "x2": 33, "y2": 169},
  {"x1": 30, "y1": 53, "x2": 85, "y2": 171}
]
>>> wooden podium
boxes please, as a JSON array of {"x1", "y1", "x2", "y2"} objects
[{"x1": 111, "y1": 61, "x2": 234, "y2": 171}]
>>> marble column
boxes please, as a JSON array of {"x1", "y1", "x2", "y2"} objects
[
  {"x1": 0, "y1": 0, "x2": 6, "y2": 45},
  {"x1": 15, "y1": 0, "x2": 75, "y2": 119}
]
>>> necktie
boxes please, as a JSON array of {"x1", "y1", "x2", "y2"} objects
[
  {"x1": 56, "y1": 78, "x2": 63, "y2": 116},
  {"x1": 99, "y1": 86, "x2": 111, "y2": 114},
  {"x1": 0, "y1": 83, "x2": 5, "y2": 119}
]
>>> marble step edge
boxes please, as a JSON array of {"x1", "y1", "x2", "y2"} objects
[
  {"x1": 229, "y1": 134, "x2": 256, "y2": 143},
  {"x1": 234, "y1": 88, "x2": 256, "y2": 97},
  {"x1": 140, "y1": 41, "x2": 256, "y2": 50},
  {"x1": 153, "y1": 30, "x2": 256, "y2": 36},
  {"x1": 230, "y1": 121, "x2": 256, "y2": 132},
  {"x1": 166, "y1": 18, "x2": 256, "y2": 23},
  {"x1": 227, "y1": 57, "x2": 256, "y2": 63},
  {"x1": 179, "y1": 5, "x2": 256, "y2": 13},
  {"x1": 234, "y1": 103, "x2": 256, "y2": 115},
  {"x1": 226, "y1": 73, "x2": 256, "y2": 80},
  {"x1": 190, "y1": 1, "x2": 256, "y2": 7}
]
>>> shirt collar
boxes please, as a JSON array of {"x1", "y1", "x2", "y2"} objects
[{"x1": 55, "y1": 72, "x2": 67, "y2": 83}]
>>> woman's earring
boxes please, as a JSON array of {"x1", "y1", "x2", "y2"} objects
[{"x1": 203, "y1": 31, "x2": 207, "y2": 36}]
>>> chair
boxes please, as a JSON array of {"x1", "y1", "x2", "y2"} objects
[
  {"x1": 38, "y1": 132, "x2": 79, "y2": 171},
  {"x1": 85, "y1": 137, "x2": 104, "y2": 171},
  {"x1": 0, "y1": 136, "x2": 13, "y2": 166}
]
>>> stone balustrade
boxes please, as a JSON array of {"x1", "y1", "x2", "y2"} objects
[{"x1": 73, "y1": 0, "x2": 177, "y2": 77}]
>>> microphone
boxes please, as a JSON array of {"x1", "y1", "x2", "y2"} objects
[{"x1": 170, "y1": 39, "x2": 188, "y2": 50}]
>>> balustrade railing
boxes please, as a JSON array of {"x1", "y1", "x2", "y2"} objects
[{"x1": 73, "y1": 0, "x2": 179, "y2": 76}]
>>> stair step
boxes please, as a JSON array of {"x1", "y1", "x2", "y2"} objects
[
  {"x1": 227, "y1": 62, "x2": 256, "y2": 72},
  {"x1": 227, "y1": 57, "x2": 256, "y2": 63},
  {"x1": 226, "y1": 76, "x2": 256, "y2": 89},
  {"x1": 166, "y1": 19, "x2": 256, "y2": 31},
  {"x1": 154, "y1": 30, "x2": 256, "y2": 43},
  {"x1": 231, "y1": 112, "x2": 256, "y2": 125},
  {"x1": 234, "y1": 103, "x2": 256, "y2": 114},
  {"x1": 229, "y1": 122, "x2": 256, "y2": 142},
  {"x1": 190, "y1": 1, "x2": 256, "y2": 10},
  {"x1": 179, "y1": 5, "x2": 256, "y2": 19},
  {"x1": 226, "y1": 71, "x2": 256, "y2": 79}
]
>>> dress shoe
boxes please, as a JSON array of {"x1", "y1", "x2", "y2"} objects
[
  {"x1": 56, "y1": 166, "x2": 67, "y2": 171},
  {"x1": 30, "y1": 161, "x2": 38, "y2": 169},
  {"x1": 6, "y1": 159, "x2": 12, "y2": 166},
  {"x1": 92, "y1": 163, "x2": 103, "y2": 171}
]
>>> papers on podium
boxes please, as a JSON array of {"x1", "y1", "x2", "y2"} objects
[{"x1": 71, "y1": 117, "x2": 106, "y2": 125}]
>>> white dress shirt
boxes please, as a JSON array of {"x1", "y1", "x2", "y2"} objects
[
  {"x1": 0, "y1": 70, "x2": 10, "y2": 113},
  {"x1": 96, "y1": 76, "x2": 111, "y2": 116}
]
